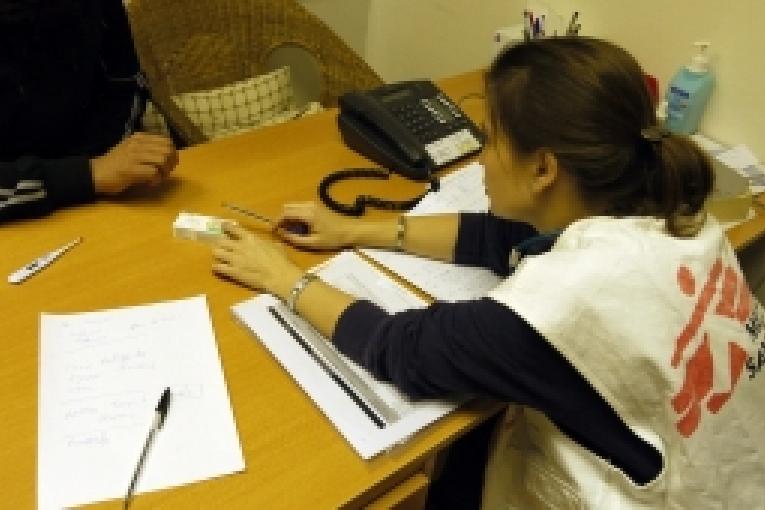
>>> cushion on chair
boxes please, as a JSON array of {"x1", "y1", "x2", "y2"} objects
[{"x1": 141, "y1": 66, "x2": 323, "y2": 140}]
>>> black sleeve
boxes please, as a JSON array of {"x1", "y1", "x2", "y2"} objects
[
  {"x1": 333, "y1": 298, "x2": 662, "y2": 485},
  {"x1": 454, "y1": 213, "x2": 537, "y2": 275},
  {"x1": 0, "y1": 156, "x2": 95, "y2": 221},
  {"x1": 99, "y1": 0, "x2": 141, "y2": 77}
]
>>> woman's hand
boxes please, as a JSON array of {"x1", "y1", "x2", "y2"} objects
[
  {"x1": 276, "y1": 202, "x2": 360, "y2": 250},
  {"x1": 212, "y1": 223, "x2": 302, "y2": 300}
]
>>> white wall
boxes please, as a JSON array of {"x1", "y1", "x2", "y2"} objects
[
  {"x1": 364, "y1": 0, "x2": 514, "y2": 82},
  {"x1": 298, "y1": 0, "x2": 371, "y2": 57},
  {"x1": 532, "y1": 0, "x2": 764, "y2": 162},
  {"x1": 302, "y1": 0, "x2": 513, "y2": 81},
  {"x1": 306, "y1": 0, "x2": 764, "y2": 160}
]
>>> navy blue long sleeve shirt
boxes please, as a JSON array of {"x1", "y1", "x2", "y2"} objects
[{"x1": 332, "y1": 213, "x2": 662, "y2": 484}]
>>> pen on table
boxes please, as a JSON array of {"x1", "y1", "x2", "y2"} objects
[
  {"x1": 124, "y1": 387, "x2": 171, "y2": 510},
  {"x1": 221, "y1": 202, "x2": 310, "y2": 235},
  {"x1": 7, "y1": 237, "x2": 83, "y2": 285}
]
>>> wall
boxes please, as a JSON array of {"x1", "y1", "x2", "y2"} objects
[
  {"x1": 364, "y1": 0, "x2": 513, "y2": 82},
  {"x1": 344, "y1": 0, "x2": 765, "y2": 160},
  {"x1": 530, "y1": 0, "x2": 764, "y2": 160},
  {"x1": 298, "y1": 0, "x2": 371, "y2": 57}
]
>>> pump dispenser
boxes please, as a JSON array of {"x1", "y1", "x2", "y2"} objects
[
  {"x1": 689, "y1": 41, "x2": 710, "y2": 72},
  {"x1": 664, "y1": 42, "x2": 714, "y2": 134}
]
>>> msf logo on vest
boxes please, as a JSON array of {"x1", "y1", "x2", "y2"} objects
[{"x1": 670, "y1": 258, "x2": 764, "y2": 437}]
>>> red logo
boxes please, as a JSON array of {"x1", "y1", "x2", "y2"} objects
[{"x1": 671, "y1": 259, "x2": 751, "y2": 437}]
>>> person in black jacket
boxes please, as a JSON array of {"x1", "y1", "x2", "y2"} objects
[{"x1": 0, "y1": 0, "x2": 177, "y2": 222}]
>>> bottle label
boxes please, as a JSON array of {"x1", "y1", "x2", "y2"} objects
[
  {"x1": 669, "y1": 85, "x2": 690, "y2": 99},
  {"x1": 667, "y1": 85, "x2": 690, "y2": 119}
]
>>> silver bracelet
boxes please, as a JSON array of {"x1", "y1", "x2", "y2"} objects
[
  {"x1": 395, "y1": 215, "x2": 407, "y2": 251},
  {"x1": 287, "y1": 272, "x2": 319, "y2": 313}
]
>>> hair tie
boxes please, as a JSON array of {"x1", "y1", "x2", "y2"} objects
[{"x1": 640, "y1": 126, "x2": 671, "y2": 144}]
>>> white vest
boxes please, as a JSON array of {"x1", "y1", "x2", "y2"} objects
[{"x1": 483, "y1": 216, "x2": 765, "y2": 509}]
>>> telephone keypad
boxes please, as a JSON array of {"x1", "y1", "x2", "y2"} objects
[{"x1": 392, "y1": 103, "x2": 471, "y2": 144}]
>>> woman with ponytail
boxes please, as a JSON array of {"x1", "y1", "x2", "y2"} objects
[{"x1": 213, "y1": 37, "x2": 765, "y2": 508}]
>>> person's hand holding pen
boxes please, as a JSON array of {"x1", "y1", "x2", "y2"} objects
[
  {"x1": 222, "y1": 201, "x2": 378, "y2": 251},
  {"x1": 276, "y1": 202, "x2": 403, "y2": 252},
  {"x1": 275, "y1": 201, "x2": 364, "y2": 250}
]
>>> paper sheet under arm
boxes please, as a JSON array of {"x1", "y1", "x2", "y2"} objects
[
  {"x1": 232, "y1": 251, "x2": 458, "y2": 459},
  {"x1": 38, "y1": 295, "x2": 244, "y2": 510},
  {"x1": 362, "y1": 162, "x2": 502, "y2": 301}
]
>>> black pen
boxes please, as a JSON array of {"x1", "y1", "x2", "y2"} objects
[{"x1": 124, "y1": 387, "x2": 171, "y2": 510}]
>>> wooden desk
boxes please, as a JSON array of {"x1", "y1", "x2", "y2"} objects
[
  {"x1": 0, "y1": 72, "x2": 497, "y2": 510},
  {"x1": 2, "y1": 70, "x2": 763, "y2": 509}
]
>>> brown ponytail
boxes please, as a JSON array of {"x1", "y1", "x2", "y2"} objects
[
  {"x1": 642, "y1": 133, "x2": 715, "y2": 235},
  {"x1": 486, "y1": 37, "x2": 714, "y2": 237}
]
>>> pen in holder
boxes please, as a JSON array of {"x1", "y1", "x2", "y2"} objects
[
  {"x1": 492, "y1": 3, "x2": 571, "y2": 60},
  {"x1": 524, "y1": 2, "x2": 567, "y2": 39}
]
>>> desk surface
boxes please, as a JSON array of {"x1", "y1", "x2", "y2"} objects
[
  {"x1": 2, "y1": 70, "x2": 764, "y2": 510},
  {"x1": 0, "y1": 71, "x2": 497, "y2": 510}
]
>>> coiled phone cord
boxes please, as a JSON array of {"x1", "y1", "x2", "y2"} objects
[{"x1": 318, "y1": 168, "x2": 440, "y2": 216}]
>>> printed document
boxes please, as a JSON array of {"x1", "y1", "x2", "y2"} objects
[
  {"x1": 232, "y1": 251, "x2": 458, "y2": 459},
  {"x1": 38, "y1": 295, "x2": 244, "y2": 510}
]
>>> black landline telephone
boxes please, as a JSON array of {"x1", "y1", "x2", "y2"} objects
[{"x1": 337, "y1": 80, "x2": 484, "y2": 181}]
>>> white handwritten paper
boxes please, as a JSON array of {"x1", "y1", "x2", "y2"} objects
[
  {"x1": 232, "y1": 252, "x2": 458, "y2": 459},
  {"x1": 38, "y1": 295, "x2": 244, "y2": 510},
  {"x1": 362, "y1": 162, "x2": 502, "y2": 301}
]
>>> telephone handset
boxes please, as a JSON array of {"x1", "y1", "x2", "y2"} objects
[{"x1": 337, "y1": 81, "x2": 483, "y2": 181}]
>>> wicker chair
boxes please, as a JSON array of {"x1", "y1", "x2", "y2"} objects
[{"x1": 126, "y1": 0, "x2": 383, "y2": 145}]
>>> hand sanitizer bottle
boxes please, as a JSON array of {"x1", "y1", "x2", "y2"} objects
[{"x1": 664, "y1": 42, "x2": 714, "y2": 135}]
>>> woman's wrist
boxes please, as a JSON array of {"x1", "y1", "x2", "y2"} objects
[
  {"x1": 347, "y1": 217, "x2": 401, "y2": 249},
  {"x1": 270, "y1": 265, "x2": 304, "y2": 303}
]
